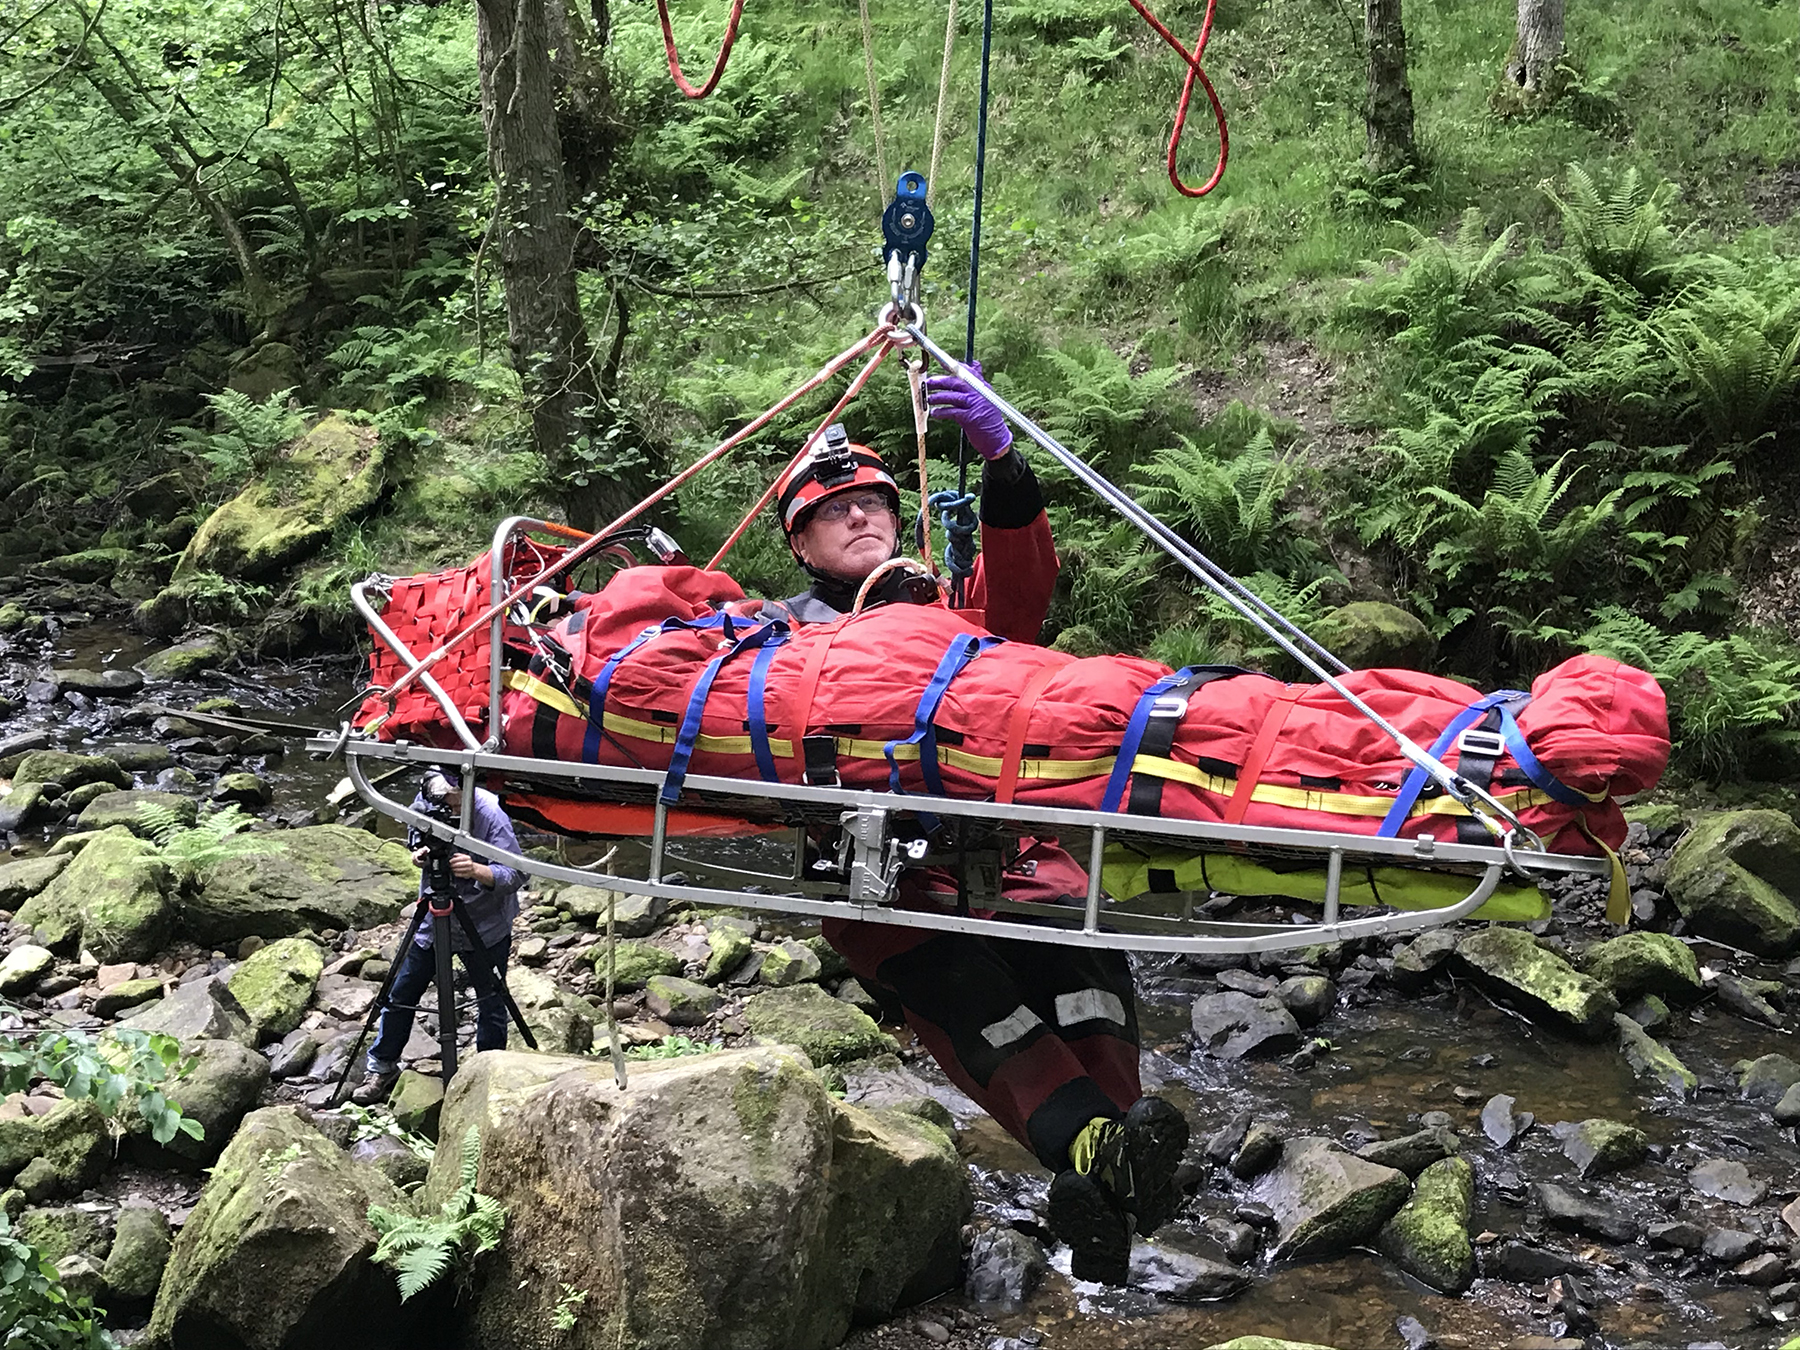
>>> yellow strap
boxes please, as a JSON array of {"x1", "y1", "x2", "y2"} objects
[{"x1": 1575, "y1": 815, "x2": 1631, "y2": 926}]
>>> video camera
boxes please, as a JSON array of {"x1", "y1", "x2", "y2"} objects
[{"x1": 408, "y1": 771, "x2": 459, "y2": 904}]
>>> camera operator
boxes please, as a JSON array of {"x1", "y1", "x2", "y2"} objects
[{"x1": 348, "y1": 772, "x2": 523, "y2": 1105}]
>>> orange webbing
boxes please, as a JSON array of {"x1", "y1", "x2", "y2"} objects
[
  {"x1": 1222, "y1": 687, "x2": 1303, "y2": 825},
  {"x1": 996, "y1": 662, "x2": 1064, "y2": 804}
]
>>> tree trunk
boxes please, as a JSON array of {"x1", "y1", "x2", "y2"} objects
[
  {"x1": 1505, "y1": 0, "x2": 1565, "y2": 94},
  {"x1": 1363, "y1": 0, "x2": 1416, "y2": 176},
  {"x1": 474, "y1": 0, "x2": 639, "y2": 531}
]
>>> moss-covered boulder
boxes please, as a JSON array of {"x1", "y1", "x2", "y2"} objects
[
  {"x1": 389, "y1": 1071, "x2": 444, "y2": 1139},
  {"x1": 130, "y1": 1038, "x2": 271, "y2": 1170},
  {"x1": 702, "y1": 927, "x2": 753, "y2": 982},
  {"x1": 428, "y1": 1047, "x2": 968, "y2": 1350},
  {"x1": 147, "y1": 1106, "x2": 418, "y2": 1350},
  {"x1": 1451, "y1": 926, "x2": 1618, "y2": 1039},
  {"x1": 1554, "y1": 1118, "x2": 1649, "y2": 1178},
  {"x1": 137, "y1": 634, "x2": 231, "y2": 682},
  {"x1": 16, "y1": 1204, "x2": 111, "y2": 1265},
  {"x1": 759, "y1": 938, "x2": 823, "y2": 987},
  {"x1": 1665, "y1": 810, "x2": 1800, "y2": 956},
  {"x1": 172, "y1": 414, "x2": 386, "y2": 583},
  {"x1": 92, "y1": 976, "x2": 167, "y2": 1019},
  {"x1": 0, "y1": 854, "x2": 67, "y2": 908},
  {"x1": 75, "y1": 790, "x2": 197, "y2": 836},
  {"x1": 1376, "y1": 1156, "x2": 1475, "y2": 1294},
  {"x1": 37, "y1": 548, "x2": 131, "y2": 584},
  {"x1": 182, "y1": 824, "x2": 414, "y2": 944},
  {"x1": 1247, "y1": 1137, "x2": 1412, "y2": 1261},
  {"x1": 644, "y1": 974, "x2": 722, "y2": 1027},
  {"x1": 227, "y1": 937, "x2": 325, "y2": 1041},
  {"x1": 1614, "y1": 1014, "x2": 1697, "y2": 1097},
  {"x1": 12, "y1": 750, "x2": 129, "y2": 791},
  {"x1": 16, "y1": 826, "x2": 174, "y2": 962},
  {"x1": 593, "y1": 939, "x2": 681, "y2": 989},
  {"x1": 506, "y1": 966, "x2": 596, "y2": 1054},
  {"x1": 1317, "y1": 601, "x2": 1435, "y2": 670},
  {"x1": 0, "y1": 1098, "x2": 108, "y2": 1191},
  {"x1": 745, "y1": 983, "x2": 897, "y2": 1066},
  {"x1": 558, "y1": 885, "x2": 664, "y2": 935},
  {"x1": 1582, "y1": 932, "x2": 1703, "y2": 1002},
  {"x1": 102, "y1": 1204, "x2": 172, "y2": 1309},
  {"x1": 0, "y1": 943, "x2": 53, "y2": 995}
]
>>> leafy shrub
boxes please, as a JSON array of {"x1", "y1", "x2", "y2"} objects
[
  {"x1": 369, "y1": 1128, "x2": 505, "y2": 1301},
  {"x1": 0, "y1": 1213, "x2": 113, "y2": 1350},
  {"x1": 1544, "y1": 164, "x2": 1685, "y2": 301},
  {"x1": 1650, "y1": 284, "x2": 1800, "y2": 445},
  {"x1": 0, "y1": 1027, "x2": 201, "y2": 1145}
]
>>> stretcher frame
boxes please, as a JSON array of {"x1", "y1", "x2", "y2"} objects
[{"x1": 327, "y1": 319, "x2": 1618, "y2": 955}]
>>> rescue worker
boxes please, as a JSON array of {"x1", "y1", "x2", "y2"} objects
[{"x1": 744, "y1": 363, "x2": 1189, "y2": 1286}]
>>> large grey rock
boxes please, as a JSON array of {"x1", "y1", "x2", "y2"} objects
[
  {"x1": 1274, "y1": 975, "x2": 1335, "y2": 1027},
  {"x1": 1689, "y1": 1158, "x2": 1767, "y2": 1206},
  {"x1": 1614, "y1": 1014, "x2": 1698, "y2": 1097},
  {"x1": 1190, "y1": 992, "x2": 1303, "y2": 1060},
  {"x1": 558, "y1": 885, "x2": 664, "y2": 935},
  {"x1": 505, "y1": 966, "x2": 595, "y2": 1054},
  {"x1": 184, "y1": 825, "x2": 416, "y2": 944},
  {"x1": 1580, "y1": 932, "x2": 1702, "y2": 1002},
  {"x1": 965, "y1": 1226, "x2": 1047, "y2": 1303},
  {"x1": 15, "y1": 826, "x2": 174, "y2": 961},
  {"x1": 426, "y1": 1047, "x2": 970, "y2": 1349},
  {"x1": 1736, "y1": 1053, "x2": 1800, "y2": 1103},
  {"x1": 1714, "y1": 973, "x2": 1783, "y2": 1025},
  {"x1": 0, "y1": 943, "x2": 54, "y2": 995},
  {"x1": 0, "y1": 1097, "x2": 108, "y2": 1190},
  {"x1": 1533, "y1": 1182, "x2": 1637, "y2": 1243},
  {"x1": 103, "y1": 1204, "x2": 172, "y2": 1308},
  {"x1": 1376, "y1": 1156, "x2": 1474, "y2": 1293},
  {"x1": 12, "y1": 750, "x2": 129, "y2": 791},
  {"x1": 1775, "y1": 1082, "x2": 1800, "y2": 1126},
  {"x1": 1318, "y1": 601, "x2": 1435, "y2": 669},
  {"x1": 51, "y1": 667, "x2": 143, "y2": 699},
  {"x1": 759, "y1": 938, "x2": 823, "y2": 987},
  {"x1": 226, "y1": 937, "x2": 326, "y2": 1041},
  {"x1": 76, "y1": 790, "x2": 197, "y2": 836},
  {"x1": 129, "y1": 1037, "x2": 271, "y2": 1168},
  {"x1": 744, "y1": 983, "x2": 897, "y2": 1065},
  {"x1": 1665, "y1": 810, "x2": 1800, "y2": 956},
  {"x1": 1452, "y1": 927, "x2": 1617, "y2": 1039},
  {"x1": 147, "y1": 1107, "x2": 418, "y2": 1349},
  {"x1": 0, "y1": 854, "x2": 68, "y2": 908},
  {"x1": 1125, "y1": 1243, "x2": 1252, "y2": 1301},
  {"x1": 1481, "y1": 1093, "x2": 1533, "y2": 1149},
  {"x1": 1552, "y1": 1119, "x2": 1648, "y2": 1177},
  {"x1": 119, "y1": 977, "x2": 256, "y2": 1048},
  {"x1": 1247, "y1": 1136, "x2": 1411, "y2": 1261},
  {"x1": 1356, "y1": 1127, "x2": 1459, "y2": 1178},
  {"x1": 138, "y1": 635, "x2": 230, "y2": 681}
]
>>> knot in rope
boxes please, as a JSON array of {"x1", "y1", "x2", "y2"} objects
[{"x1": 928, "y1": 489, "x2": 979, "y2": 579}]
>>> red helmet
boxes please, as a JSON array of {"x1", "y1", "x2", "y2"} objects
[{"x1": 775, "y1": 423, "x2": 900, "y2": 533}]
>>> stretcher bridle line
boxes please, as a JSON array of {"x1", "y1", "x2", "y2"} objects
[{"x1": 900, "y1": 322, "x2": 1540, "y2": 851}]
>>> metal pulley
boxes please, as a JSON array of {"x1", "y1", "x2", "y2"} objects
[{"x1": 881, "y1": 171, "x2": 934, "y2": 314}]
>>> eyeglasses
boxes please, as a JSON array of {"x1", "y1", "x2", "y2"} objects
[{"x1": 813, "y1": 491, "x2": 894, "y2": 523}]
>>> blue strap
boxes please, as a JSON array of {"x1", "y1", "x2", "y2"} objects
[
  {"x1": 885, "y1": 634, "x2": 1004, "y2": 795},
  {"x1": 1101, "y1": 667, "x2": 1203, "y2": 813},
  {"x1": 1376, "y1": 689, "x2": 1529, "y2": 837},
  {"x1": 1495, "y1": 704, "x2": 1590, "y2": 806},
  {"x1": 746, "y1": 638, "x2": 783, "y2": 783},
  {"x1": 583, "y1": 613, "x2": 733, "y2": 763},
  {"x1": 661, "y1": 620, "x2": 789, "y2": 804}
]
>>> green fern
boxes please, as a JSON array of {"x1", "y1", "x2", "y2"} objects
[
  {"x1": 1545, "y1": 164, "x2": 1685, "y2": 300},
  {"x1": 1136, "y1": 422, "x2": 1318, "y2": 578},
  {"x1": 138, "y1": 804, "x2": 270, "y2": 869},
  {"x1": 369, "y1": 1128, "x2": 506, "y2": 1302},
  {"x1": 168, "y1": 389, "x2": 309, "y2": 489},
  {"x1": 1650, "y1": 285, "x2": 1800, "y2": 445}
]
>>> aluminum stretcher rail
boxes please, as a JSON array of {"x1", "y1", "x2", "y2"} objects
[{"x1": 312, "y1": 730, "x2": 1613, "y2": 957}]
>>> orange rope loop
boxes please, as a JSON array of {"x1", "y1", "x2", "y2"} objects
[{"x1": 654, "y1": 0, "x2": 749, "y2": 99}]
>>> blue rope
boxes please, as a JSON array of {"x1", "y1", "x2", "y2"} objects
[{"x1": 929, "y1": 489, "x2": 979, "y2": 581}]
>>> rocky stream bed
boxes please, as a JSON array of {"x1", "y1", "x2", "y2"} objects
[{"x1": 4, "y1": 577, "x2": 1800, "y2": 1350}]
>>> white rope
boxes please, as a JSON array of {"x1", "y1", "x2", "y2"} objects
[
  {"x1": 926, "y1": 0, "x2": 960, "y2": 205},
  {"x1": 858, "y1": 0, "x2": 890, "y2": 201}
]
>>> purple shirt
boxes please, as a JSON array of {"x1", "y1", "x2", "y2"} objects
[{"x1": 409, "y1": 787, "x2": 523, "y2": 951}]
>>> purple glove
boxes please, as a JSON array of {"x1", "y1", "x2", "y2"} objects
[{"x1": 924, "y1": 360, "x2": 1013, "y2": 460}]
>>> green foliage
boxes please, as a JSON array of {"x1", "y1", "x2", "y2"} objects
[
  {"x1": 1544, "y1": 164, "x2": 1685, "y2": 300},
  {"x1": 174, "y1": 572, "x2": 275, "y2": 622},
  {"x1": 1650, "y1": 285, "x2": 1800, "y2": 445},
  {"x1": 170, "y1": 390, "x2": 310, "y2": 491},
  {"x1": 139, "y1": 804, "x2": 269, "y2": 870},
  {"x1": 368, "y1": 1128, "x2": 505, "y2": 1302},
  {"x1": 332, "y1": 1102, "x2": 436, "y2": 1164},
  {"x1": 0, "y1": 1213, "x2": 114, "y2": 1350},
  {"x1": 552, "y1": 1283, "x2": 588, "y2": 1332},
  {"x1": 625, "y1": 1034, "x2": 720, "y2": 1061},
  {"x1": 0, "y1": 1028, "x2": 201, "y2": 1146}
]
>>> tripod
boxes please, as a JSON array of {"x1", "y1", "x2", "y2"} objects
[{"x1": 335, "y1": 838, "x2": 537, "y2": 1100}]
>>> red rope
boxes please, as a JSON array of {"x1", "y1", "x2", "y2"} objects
[
  {"x1": 655, "y1": 0, "x2": 748, "y2": 99},
  {"x1": 1123, "y1": 0, "x2": 1228, "y2": 197}
]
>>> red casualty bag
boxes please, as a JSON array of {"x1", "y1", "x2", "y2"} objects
[{"x1": 485, "y1": 566, "x2": 1669, "y2": 855}]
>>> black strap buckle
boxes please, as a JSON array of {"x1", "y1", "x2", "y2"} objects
[{"x1": 802, "y1": 734, "x2": 840, "y2": 787}]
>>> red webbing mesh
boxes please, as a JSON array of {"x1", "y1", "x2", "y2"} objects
[{"x1": 357, "y1": 543, "x2": 569, "y2": 742}]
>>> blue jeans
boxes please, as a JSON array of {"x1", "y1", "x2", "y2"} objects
[{"x1": 367, "y1": 936, "x2": 513, "y2": 1074}]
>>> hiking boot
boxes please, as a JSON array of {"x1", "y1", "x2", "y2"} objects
[
  {"x1": 1068, "y1": 1096, "x2": 1191, "y2": 1238},
  {"x1": 1047, "y1": 1167, "x2": 1132, "y2": 1286},
  {"x1": 348, "y1": 1067, "x2": 400, "y2": 1106}
]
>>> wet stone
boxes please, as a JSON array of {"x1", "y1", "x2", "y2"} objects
[
  {"x1": 1615, "y1": 1014, "x2": 1697, "y2": 1097},
  {"x1": 1715, "y1": 974, "x2": 1784, "y2": 1026},
  {"x1": 1228, "y1": 1123, "x2": 1282, "y2": 1180},
  {"x1": 1214, "y1": 969, "x2": 1277, "y2": 996},
  {"x1": 1481, "y1": 1241, "x2": 1588, "y2": 1282},
  {"x1": 1533, "y1": 1182, "x2": 1638, "y2": 1244},
  {"x1": 1274, "y1": 975, "x2": 1335, "y2": 1027},
  {"x1": 1248, "y1": 1136, "x2": 1411, "y2": 1261},
  {"x1": 1734, "y1": 1252, "x2": 1788, "y2": 1285},
  {"x1": 1774, "y1": 1082, "x2": 1800, "y2": 1126},
  {"x1": 1624, "y1": 994, "x2": 1671, "y2": 1032},
  {"x1": 964, "y1": 1226, "x2": 1046, "y2": 1303},
  {"x1": 1701, "y1": 1228, "x2": 1761, "y2": 1263},
  {"x1": 1482, "y1": 1094, "x2": 1534, "y2": 1149},
  {"x1": 1553, "y1": 1118, "x2": 1649, "y2": 1178},
  {"x1": 1689, "y1": 1158, "x2": 1768, "y2": 1206},
  {"x1": 1737, "y1": 1052, "x2": 1800, "y2": 1102},
  {"x1": 1125, "y1": 1243, "x2": 1251, "y2": 1302},
  {"x1": 1357, "y1": 1127, "x2": 1460, "y2": 1179},
  {"x1": 1190, "y1": 992, "x2": 1302, "y2": 1061}
]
